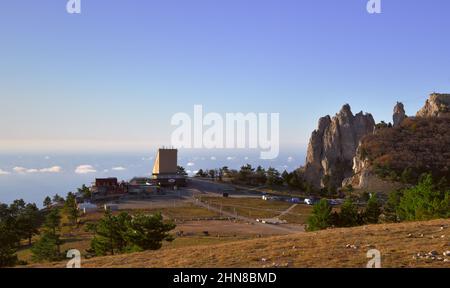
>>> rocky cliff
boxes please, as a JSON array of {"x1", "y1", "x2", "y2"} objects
[
  {"x1": 303, "y1": 104, "x2": 375, "y2": 189},
  {"x1": 345, "y1": 93, "x2": 450, "y2": 190},
  {"x1": 416, "y1": 93, "x2": 450, "y2": 118},
  {"x1": 393, "y1": 102, "x2": 407, "y2": 127}
]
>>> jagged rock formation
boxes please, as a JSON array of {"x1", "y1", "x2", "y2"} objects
[
  {"x1": 344, "y1": 93, "x2": 450, "y2": 190},
  {"x1": 393, "y1": 102, "x2": 407, "y2": 127},
  {"x1": 416, "y1": 93, "x2": 450, "y2": 118},
  {"x1": 303, "y1": 104, "x2": 375, "y2": 189}
]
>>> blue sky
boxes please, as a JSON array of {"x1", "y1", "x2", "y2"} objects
[{"x1": 1, "y1": 0, "x2": 450, "y2": 154}]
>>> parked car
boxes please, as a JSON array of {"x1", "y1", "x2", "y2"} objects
[
  {"x1": 262, "y1": 195, "x2": 274, "y2": 201},
  {"x1": 328, "y1": 199, "x2": 339, "y2": 206},
  {"x1": 304, "y1": 197, "x2": 320, "y2": 205},
  {"x1": 291, "y1": 198, "x2": 301, "y2": 204}
]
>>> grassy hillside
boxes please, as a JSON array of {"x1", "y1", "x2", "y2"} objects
[{"x1": 29, "y1": 219, "x2": 450, "y2": 268}]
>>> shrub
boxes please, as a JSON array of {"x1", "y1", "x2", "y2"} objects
[
  {"x1": 338, "y1": 199, "x2": 360, "y2": 227},
  {"x1": 363, "y1": 194, "x2": 381, "y2": 224},
  {"x1": 397, "y1": 174, "x2": 449, "y2": 221},
  {"x1": 307, "y1": 199, "x2": 332, "y2": 231}
]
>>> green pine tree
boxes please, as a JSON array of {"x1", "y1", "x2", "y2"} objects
[
  {"x1": 31, "y1": 231, "x2": 63, "y2": 262},
  {"x1": 338, "y1": 199, "x2": 359, "y2": 227},
  {"x1": 125, "y1": 213, "x2": 175, "y2": 251},
  {"x1": 78, "y1": 184, "x2": 92, "y2": 200},
  {"x1": 0, "y1": 223, "x2": 18, "y2": 267},
  {"x1": 43, "y1": 196, "x2": 52, "y2": 209},
  {"x1": 364, "y1": 194, "x2": 381, "y2": 224},
  {"x1": 88, "y1": 210, "x2": 131, "y2": 256},
  {"x1": 306, "y1": 199, "x2": 332, "y2": 231},
  {"x1": 397, "y1": 174, "x2": 449, "y2": 221},
  {"x1": 64, "y1": 192, "x2": 80, "y2": 227},
  {"x1": 383, "y1": 189, "x2": 403, "y2": 223},
  {"x1": 17, "y1": 203, "x2": 42, "y2": 245},
  {"x1": 31, "y1": 208, "x2": 63, "y2": 262}
]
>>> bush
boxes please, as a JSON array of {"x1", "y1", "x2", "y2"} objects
[
  {"x1": 307, "y1": 199, "x2": 332, "y2": 231},
  {"x1": 383, "y1": 189, "x2": 403, "y2": 223},
  {"x1": 88, "y1": 210, "x2": 176, "y2": 256},
  {"x1": 0, "y1": 225, "x2": 18, "y2": 267},
  {"x1": 31, "y1": 208, "x2": 63, "y2": 262},
  {"x1": 31, "y1": 232, "x2": 63, "y2": 262},
  {"x1": 363, "y1": 194, "x2": 381, "y2": 224},
  {"x1": 397, "y1": 174, "x2": 449, "y2": 221},
  {"x1": 338, "y1": 199, "x2": 360, "y2": 227}
]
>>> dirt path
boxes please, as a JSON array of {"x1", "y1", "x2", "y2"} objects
[
  {"x1": 278, "y1": 204, "x2": 298, "y2": 217},
  {"x1": 188, "y1": 195, "x2": 303, "y2": 234}
]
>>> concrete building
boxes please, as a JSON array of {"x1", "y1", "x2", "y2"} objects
[
  {"x1": 152, "y1": 148, "x2": 178, "y2": 175},
  {"x1": 152, "y1": 148, "x2": 186, "y2": 187},
  {"x1": 127, "y1": 177, "x2": 159, "y2": 195},
  {"x1": 91, "y1": 178, "x2": 127, "y2": 199}
]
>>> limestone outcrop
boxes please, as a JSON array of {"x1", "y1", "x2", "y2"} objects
[
  {"x1": 344, "y1": 93, "x2": 450, "y2": 190},
  {"x1": 416, "y1": 93, "x2": 450, "y2": 118},
  {"x1": 393, "y1": 102, "x2": 407, "y2": 127},
  {"x1": 303, "y1": 104, "x2": 375, "y2": 189}
]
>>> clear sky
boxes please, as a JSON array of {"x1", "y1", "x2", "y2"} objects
[{"x1": 1, "y1": 0, "x2": 449, "y2": 154}]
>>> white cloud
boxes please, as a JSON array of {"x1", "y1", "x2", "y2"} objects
[
  {"x1": 226, "y1": 156, "x2": 235, "y2": 161},
  {"x1": 287, "y1": 156, "x2": 294, "y2": 163},
  {"x1": 75, "y1": 165, "x2": 97, "y2": 174},
  {"x1": 0, "y1": 169, "x2": 10, "y2": 175},
  {"x1": 112, "y1": 166, "x2": 126, "y2": 171},
  {"x1": 187, "y1": 162, "x2": 195, "y2": 167},
  {"x1": 244, "y1": 156, "x2": 249, "y2": 160},
  {"x1": 210, "y1": 156, "x2": 216, "y2": 161},
  {"x1": 13, "y1": 167, "x2": 27, "y2": 174},
  {"x1": 13, "y1": 166, "x2": 62, "y2": 174},
  {"x1": 40, "y1": 166, "x2": 62, "y2": 173}
]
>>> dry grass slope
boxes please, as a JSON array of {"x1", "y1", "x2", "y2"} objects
[{"x1": 30, "y1": 219, "x2": 450, "y2": 268}]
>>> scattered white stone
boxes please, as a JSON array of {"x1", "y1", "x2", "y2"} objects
[
  {"x1": 443, "y1": 251, "x2": 450, "y2": 257},
  {"x1": 345, "y1": 244, "x2": 358, "y2": 249}
]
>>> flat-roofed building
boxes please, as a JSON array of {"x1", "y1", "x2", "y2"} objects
[
  {"x1": 91, "y1": 177, "x2": 127, "y2": 199},
  {"x1": 152, "y1": 148, "x2": 186, "y2": 187},
  {"x1": 152, "y1": 148, "x2": 178, "y2": 175}
]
